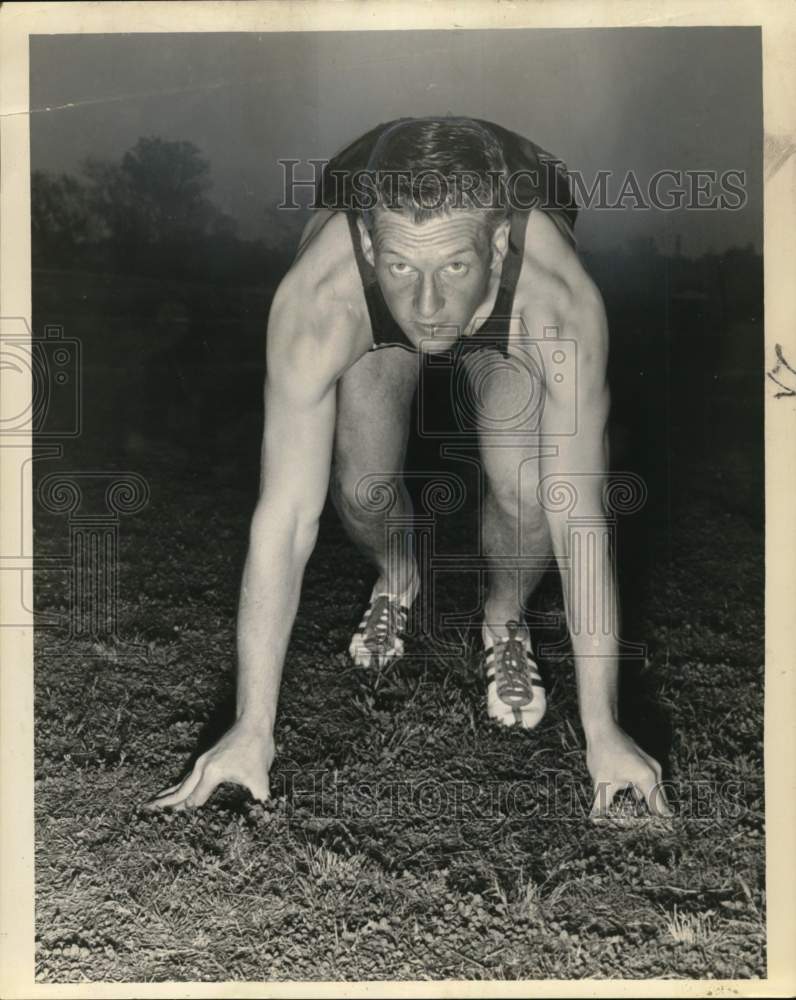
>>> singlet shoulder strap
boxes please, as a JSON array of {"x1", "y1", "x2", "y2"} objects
[
  {"x1": 345, "y1": 211, "x2": 415, "y2": 351},
  {"x1": 492, "y1": 210, "x2": 531, "y2": 321},
  {"x1": 461, "y1": 210, "x2": 530, "y2": 359}
]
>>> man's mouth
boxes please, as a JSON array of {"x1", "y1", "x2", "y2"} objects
[{"x1": 418, "y1": 323, "x2": 457, "y2": 337}]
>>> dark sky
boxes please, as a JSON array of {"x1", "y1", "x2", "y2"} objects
[{"x1": 30, "y1": 28, "x2": 762, "y2": 257}]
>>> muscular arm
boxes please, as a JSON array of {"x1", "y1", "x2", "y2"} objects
[
  {"x1": 146, "y1": 272, "x2": 342, "y2": 809},
  {"x1": 539, "y1": 283, "x2": 670, "y2": 818},
  {"x1": 539, "y1": 285, "x2": 616, "y2": 733},
  {"x1": 235, "y1": 278, "x2": 338, "y2": 729}
]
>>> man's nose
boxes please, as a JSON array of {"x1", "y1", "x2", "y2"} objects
[{"x1": 415, "y1": 275, "x2": 444, "y2": 319}]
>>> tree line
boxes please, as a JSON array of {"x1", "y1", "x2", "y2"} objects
[{"x1": 32, "y1": 136, "x2": 289, "y2": 284}]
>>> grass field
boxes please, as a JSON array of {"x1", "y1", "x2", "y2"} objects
[{"x1": 33, "y1": 420, "x2": 765, "y2": 982}]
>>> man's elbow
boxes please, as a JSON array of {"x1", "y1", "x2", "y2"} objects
[
  {"x1": 292, "y1": 515, "x2": 321, "y2": 558},
  {"x1": 545, "y1": 511, "x2": 570, "y2": 565}
]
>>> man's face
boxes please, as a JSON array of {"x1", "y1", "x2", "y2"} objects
[{"x1": 359, "y1": 209, "x2": 509, "y2": 351}]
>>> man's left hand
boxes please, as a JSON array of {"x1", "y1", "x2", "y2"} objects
[{"x1": 586, "y1": 723, "x2": 673, "y2": 820}]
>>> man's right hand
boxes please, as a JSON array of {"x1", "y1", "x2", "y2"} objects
[{"x1": 144, "y1": 720, "x2": 274, "y2": 811}]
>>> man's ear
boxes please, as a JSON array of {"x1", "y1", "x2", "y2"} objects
[
  {"x1": 490, "y1": 217, "x2": 511, "y2": 270},
  {"x1": 356, "y1": 217, "x2": 376, "y2": 268}
]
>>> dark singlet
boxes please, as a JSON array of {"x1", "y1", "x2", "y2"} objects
[{"x1": 345, "y1": 209, "x2": 532, "y2": 360}]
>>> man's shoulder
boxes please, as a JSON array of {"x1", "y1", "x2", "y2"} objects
[
  {"x1": 516, "y1": 211, "x2": 607, "y2": 353},
  {"x1": 267, "y1": 210, "x2": 369, "y2": 381},
  {"x1": 276, "y1": 210, "x2": 362, "y2": 319}
]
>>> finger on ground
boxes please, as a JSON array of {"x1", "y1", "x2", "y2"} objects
[
  {"x1": 143, "y1": 767, "x2": 202, "y2": 810},
  {"x1": 589, "y1": 780, "x2": 628, "y2": 819},
  {"x1": 638, "y1": 773, "x2": 674, "y2": 817}
]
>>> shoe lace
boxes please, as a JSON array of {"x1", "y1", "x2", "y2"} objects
[
  {"x1": 363, "y1": 595, "x2": 407, "y2": 652},
  {"x1": 494, "y1": 620, "x2": 534, "y2": 706}
]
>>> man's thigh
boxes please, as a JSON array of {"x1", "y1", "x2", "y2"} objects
[
  {"x1": 333, "y1": 346, "x2": 420, "y2": 480},
  {"x1": 458, "y1": 347, "x2": 552, "y2": 530}
]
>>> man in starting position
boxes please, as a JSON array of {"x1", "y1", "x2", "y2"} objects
[{"x1": 147, "y1": 117, "x2": 670, "y2": 817}]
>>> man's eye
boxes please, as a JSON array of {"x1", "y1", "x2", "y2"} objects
[
  {"x1": 389, "y1": 262, "x2": 414, "y2": 276},
  {"x1": 445, "y1": 262, "x2": 468, "y2": 274}
]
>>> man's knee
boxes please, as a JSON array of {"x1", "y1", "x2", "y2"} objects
[
  {"x1": 461, "y1": 350, "x2": 545, "y2": 434},
  {"x1": 484, "y1": 459, "x2": 543, "y2": 518},
  {"x1": 330, "y1": 462, "x2": 404, "y2": 524},
  {"x1": 484, "y1": 463, "x2": 551, "y2": 548}
]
